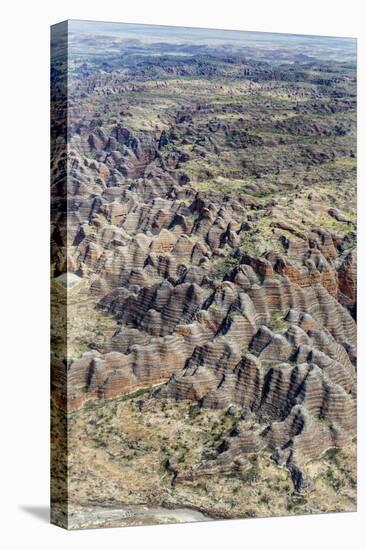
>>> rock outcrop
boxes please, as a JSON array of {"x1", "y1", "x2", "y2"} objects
[{"x1": 51, "y1": 30, "x2": 357, "y2": 498}]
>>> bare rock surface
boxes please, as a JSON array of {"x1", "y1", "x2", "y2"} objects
[{"x1": 51, "y1": 23, "x2": 357, "y2": 526}]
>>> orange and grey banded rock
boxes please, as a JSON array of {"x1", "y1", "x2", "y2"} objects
[{"x1": 51, "y1": 53, "x2": 357, "y2": 498}]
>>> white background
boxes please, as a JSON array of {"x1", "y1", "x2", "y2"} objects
[{"x1": 1, "y1": 0, "x2": 364, "y2": 548}]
